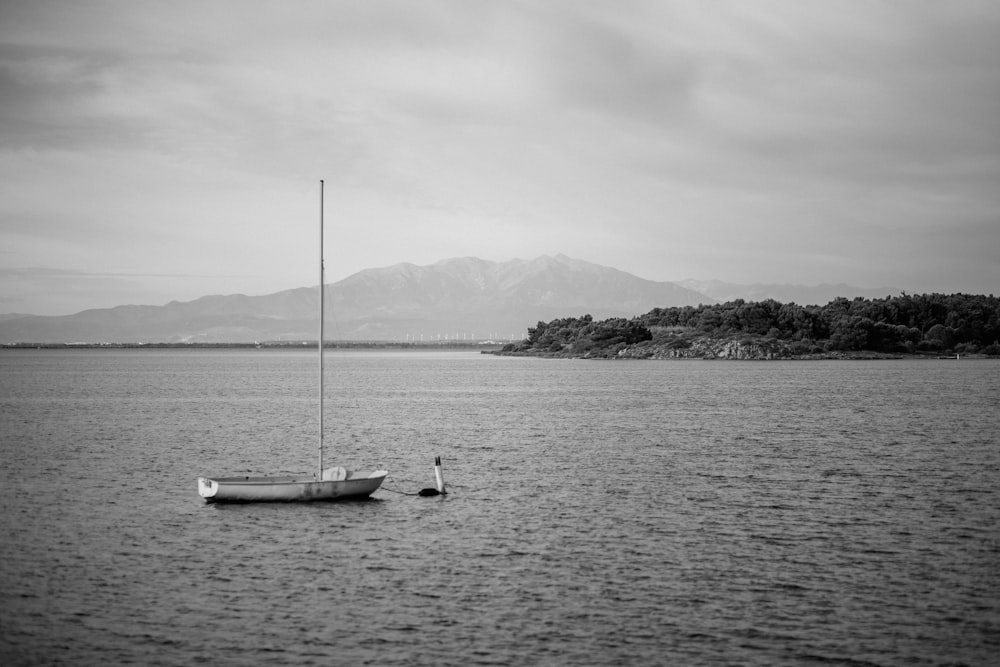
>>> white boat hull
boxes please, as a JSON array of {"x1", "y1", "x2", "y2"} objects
[{"x1": 198, "y1": 470, "x2": 387, "y2": 503}]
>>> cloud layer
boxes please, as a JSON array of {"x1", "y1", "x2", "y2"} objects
[{"x1": 2, "y1": 1, "x2": 998, "y2": 314}]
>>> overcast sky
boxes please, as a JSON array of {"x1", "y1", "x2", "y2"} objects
[{"x1": 1, "y1": 1, "x2": 998, "y2": 315}]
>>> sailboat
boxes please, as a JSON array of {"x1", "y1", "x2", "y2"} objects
[{"x1": 197, "y1": 181, "x2": 388, "y2": 503}]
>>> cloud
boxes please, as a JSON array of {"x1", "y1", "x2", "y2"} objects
[
  {"x1": 528, "y1": 6, "x2": 700, "y2": 125},
  {"x1": 1, "y1": 0, "x2": 998, "y2": 315}
]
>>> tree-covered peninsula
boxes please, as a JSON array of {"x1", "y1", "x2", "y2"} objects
[{"x1": 495, "y1": 293, "x2": 1000, "y2": 359}]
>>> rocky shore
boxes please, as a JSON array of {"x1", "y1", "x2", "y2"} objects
[{"x1": 490, "y1": 337, "x2": 909, "y2": 360}]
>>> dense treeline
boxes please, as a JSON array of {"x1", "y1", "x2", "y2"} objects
[
  {"x1": 506, "y1": 294, "x2": 1000, "y2": 357},
  {"x1": 520, "y1": 314, "x2": 653, "y2": 356}
]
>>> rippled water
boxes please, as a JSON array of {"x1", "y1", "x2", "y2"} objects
[{"x1": 1, "y1": 349, "x2": 998, "y2": 666}]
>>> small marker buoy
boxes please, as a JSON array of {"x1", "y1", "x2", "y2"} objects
[{"x1": 418, "y1": 456, "x2": 447, "y2": 497}]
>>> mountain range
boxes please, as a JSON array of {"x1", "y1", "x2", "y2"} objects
[
  {"x1": 0, "y1": 255, "x2": 899, "y2": 344},
  {"x1": 676, "y1": 279, "x2": 900, "y2": 305}
]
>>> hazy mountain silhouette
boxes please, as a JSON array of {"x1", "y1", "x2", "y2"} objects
[
  {"x1": 0, "y1": 255, "x2": 710, "y2": 344},
  {"x1": 677, "y1": 279, "x2": 901, "y2": 306}
]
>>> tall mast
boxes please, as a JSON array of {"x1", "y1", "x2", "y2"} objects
[{"x1": 318, "y1": 179, "x2": 325, "y2": 479}]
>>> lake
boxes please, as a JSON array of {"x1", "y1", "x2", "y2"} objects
[{"x1": 1, "y1": 349, "x2": 998, "y2": 666}]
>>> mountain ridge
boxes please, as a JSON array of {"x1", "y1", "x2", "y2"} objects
[
  {"x1": 677, "y1": 279, "x2": 900, "y2": 306},
  {"x1": 0, "y1": 255, "x2": 900, "y2": 343}
]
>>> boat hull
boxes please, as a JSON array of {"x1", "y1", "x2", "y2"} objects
[{"x1": 198, "y1": 471, "x2": 388, "y2": 503}]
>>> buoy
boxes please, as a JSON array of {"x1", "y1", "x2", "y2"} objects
[
  {"x1": 418, "y1": 456, "x2": 447, "y2": 496},
  {"x1": 434, "y1": 455, "x2": 446, "y2": 494}
]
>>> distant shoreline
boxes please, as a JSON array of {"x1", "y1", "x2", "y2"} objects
[
  {"x1": 0, "y1": 341, "x2": 506, "y2": 351},
  {"x1": 485, "y1": 349, "x2": 986, "y2": 361},
  {"x1": 2, "y1": 340, "x2": 992, "y2": 361}
]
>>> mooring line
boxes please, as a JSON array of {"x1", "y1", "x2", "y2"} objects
[{"x1": 382, "y1": 472, "x2": 420, "y2": 496}]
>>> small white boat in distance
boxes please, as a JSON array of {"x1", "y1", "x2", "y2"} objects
[{"x1": 197, "y1": 181, "x2": 388, "y2": 503}]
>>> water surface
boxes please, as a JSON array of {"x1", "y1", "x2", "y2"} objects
[{"x1": 1, "y1": 349, "x2": 997, "y2": 665}]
